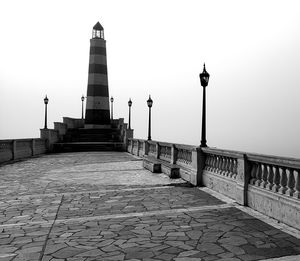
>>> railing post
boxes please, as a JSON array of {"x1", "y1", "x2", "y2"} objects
[
  {"x1": 192, "y1": 147, "x2": 206, "y2": 186},
  {"x1": 130, "y1": 139, "x2": 134, "y2": 154},
  {"x1": 235, "y1": 154, "x2": 250, "y2": 206},
  {"x1": 12, "y1": 140, "x2": 17, "y2": 160},
  {"x1": 144, "y1": 140, "x2": 149, "y2": 156},
  {"x1": 171, "y1": 144, "x2": 177, "y2": 164},
  {"x1": 31, "y1": 139, "x2": 36, "y2": 156},
  {"x1": 156, "y1": 142, "x2": 160, "y2": 159},
  {"x1": 137, "y1": 140, "x2": 140, "y2": 156}
]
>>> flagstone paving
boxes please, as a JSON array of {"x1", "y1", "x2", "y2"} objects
[{"x1": 0, "y1": 152, "x2": 299, "y2": 261}]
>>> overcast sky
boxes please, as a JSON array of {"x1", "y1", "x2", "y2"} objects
[{"x1": 1, "y1": 0, "x2": 299, "y2": 158}]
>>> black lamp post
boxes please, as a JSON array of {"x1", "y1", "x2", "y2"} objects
[
  {"x1": 81, "y1": 95, "x2": 85, "y2": 119},
  {"x1": 147, "y1": 95, "x2": 153, "y2": 140},
  {"x1": 128, "y1": 98, "x2": 132, "y2": 129},
  {"x1": 199, "y1": 63, "x2": 210, "y2": 147},
  {"x1": 44, "y1": 95, "x2": 49, "y2": 129},
  {"x1": 110, "y1": 96, "x2": 114, "y2": 120}
]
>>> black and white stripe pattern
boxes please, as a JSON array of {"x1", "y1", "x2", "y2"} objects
[{"x1": 85, "y1": 27, "x2": 110, "y2": 127}]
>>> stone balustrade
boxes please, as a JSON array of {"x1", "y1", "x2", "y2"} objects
[
  {"x1": 127, "y1": 138, "x2": 300, "y2": 229},
  {"x1": 247, "y1": 154, "x2": 300, "y2": 198},
  {"x1": 0, "y1": 138, "x2": 47, "y2": 164},
  {"x1": 245, "y1": 153, "x2": 300, "y2": 230},
  {"x1": 176, "y1": 144, "x2": 193, "y2": 167},
  {"x1": 127, "y1": 139, "x2": 201, "y2": 185},
  {"x1": 158, "y1": 142, "x2": 172, "y2": 162}
]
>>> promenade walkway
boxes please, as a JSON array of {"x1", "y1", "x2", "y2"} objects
[{"x1": 0, "y1": 152, "x2": 299, "y2": 261}]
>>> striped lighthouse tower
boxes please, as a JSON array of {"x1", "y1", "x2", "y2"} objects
[{"x1": 85, "y1": 22, "x2": 110, "y2": 128}]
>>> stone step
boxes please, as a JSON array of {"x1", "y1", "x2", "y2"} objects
[
  {"x1": 78, "y1": 128, "x2": 120, "y2": 134},
  {"x1": 53, "y1": 142, "x2": 124, "y2": 152},
  {"x1": 78, "y1": 133, "x2": 121, "y2": 141}
]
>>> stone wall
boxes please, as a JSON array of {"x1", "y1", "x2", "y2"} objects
[
  {"x1": 0, "y1": 139, "x2": 47, "y2": 164},
  {"x1": 127, "y1": 138, "x2": 300, "y2": 230}
]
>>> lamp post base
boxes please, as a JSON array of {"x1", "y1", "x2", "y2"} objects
[{"x1": 200, "y1": 141, "x2": 207, "y2": 148}]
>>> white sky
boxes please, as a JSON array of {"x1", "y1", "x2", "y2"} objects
[{"x1": 1, "y1": 0, "x2": 300, "y2": 158}]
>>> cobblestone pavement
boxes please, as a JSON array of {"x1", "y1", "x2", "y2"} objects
[{"x1": 0, "y1": 152, "x2": 299, "y2": 261}]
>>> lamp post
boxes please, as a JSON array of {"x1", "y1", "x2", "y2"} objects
[
  {"x1": 199, "y1": 63, "x2": 210, "y2": 147},
  {"x1": 128, "y1": 98, "x2": 132, "y2": 129},
  {"x1": 43, "y1": 95, "x2": 49, "y2": 129},
  {"x1": 81, "y1": 95, "x2": 85, "y2": 119},
  {"x1": 110, "y1": 96, "x2": 114, "y2": 120},
  {"x1": 147, "y1": 95, "x2": 153, "y2": 140}
]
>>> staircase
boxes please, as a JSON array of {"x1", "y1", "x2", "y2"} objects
[{"x1": 52, "y1": 118, "x2": 130, "y2": 152}]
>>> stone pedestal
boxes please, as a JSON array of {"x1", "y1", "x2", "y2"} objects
[{"x1": 40, "y1": 129, "x2": 59, "y2": 152}]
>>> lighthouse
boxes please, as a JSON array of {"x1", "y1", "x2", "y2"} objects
[{"x1": 85, "y1": 22, "x2": 110, "y2": 128}]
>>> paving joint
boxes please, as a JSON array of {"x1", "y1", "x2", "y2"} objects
[{"x1": 38, "y1": 194, "x2": 65, "y2": 261}]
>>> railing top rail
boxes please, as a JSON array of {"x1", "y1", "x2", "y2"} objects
[
  {"x1": 0, "y1": 138, "x2": 44, "y2": 142},
  {"x1": 157, "y1": 141, "x2": 173, "y2": 147},
  {"x1": 175, "y1": 144, "x2": 197, "y2": 150},
  {"x1": 0, "y1": 139, "x2": 14, "y2": 143},
  {"x1": 247, "y1": 153, "x2": 300, "y2": 169},
  {"x1": 148, "y1": 140, "x2": 157, "y2": 145},
  {"x1": 0, "y1": 138, "x2": 47, "y2": 143},
  {"x1": 202, "y1": 147, "x2": 244, "y2": 159}
]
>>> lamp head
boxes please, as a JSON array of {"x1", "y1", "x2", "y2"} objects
[
  {"x1": 147, "y1": 95, "x2": 153, "y2": 108},
  {"x1": 199, "y1": 63, "x2": 210, "y2": 87},
  {"x1": 128, "y1": 98, "x2": 132, "y2": 107},
  {"x1": 44, "y1": 95, "x2": 49, "y2": 104},
  {"x1": 110, "y1": 96, "x2": 114, "y2": 102}
]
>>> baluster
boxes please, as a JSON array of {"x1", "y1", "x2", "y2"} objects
[
  {"x1": 204, "y1": 155, "x2": 210, "y2": 170},
  {"x1": 205, "y1": 154, "x2": 210, "y2": 170},
  {"x1": 219, "y1": 156, "x2": 223, "y2": 174},
  {"x1": 209, "y1": 155, "x2": 214, "y2": 171},
  {"x1": 220, "y1": 156, "x2": 225, "y2": 175},
  {"x1": 266, "y1": 165, "x2": 274, "y2": 190},
  {"x1": 254, "y1": 163, "x2": 262, "y2": 186},
  {"x1": 272, "y1": 166, "x2": 280, "y2": 192},
  {"x1": 278, "y1": 167, "x2": 288, "y2": 194},
  {"x1": 232, "y1": 159, "x2": 238, "y2": 178},
  {"x1": 250, "y1": 163, "x2": 257, "y2": 185},
  {"x1": 217, "y1": 156, "x2": 222, "y2": 174},
  {"x1": 260, "y1": 164, "x2": 269, "y2": 188},
  {"x1": 184, "y1": 150, "x2": 188, "y2": 164},
  {"x1": 293, "y1": 170, "x2": 300, "y2": 199},
  {"x1": 286, "y1": 168, "x2": 295, "y2": 196},
  {"x1": 220, "y1": 156, "x2": 226, "y2": 176},
  {"x1": 229, "y1": 158, "x2": 234, "y2": 177},
  {"x1": 225, "y1": 158, "x2": 230, "y2": 176},
  {"x1": 224, "y1": 157, "x2": 229, "y2": 176},
  {"x1": 212, "y1": 155, "x2": 217, "y2": 172}
]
